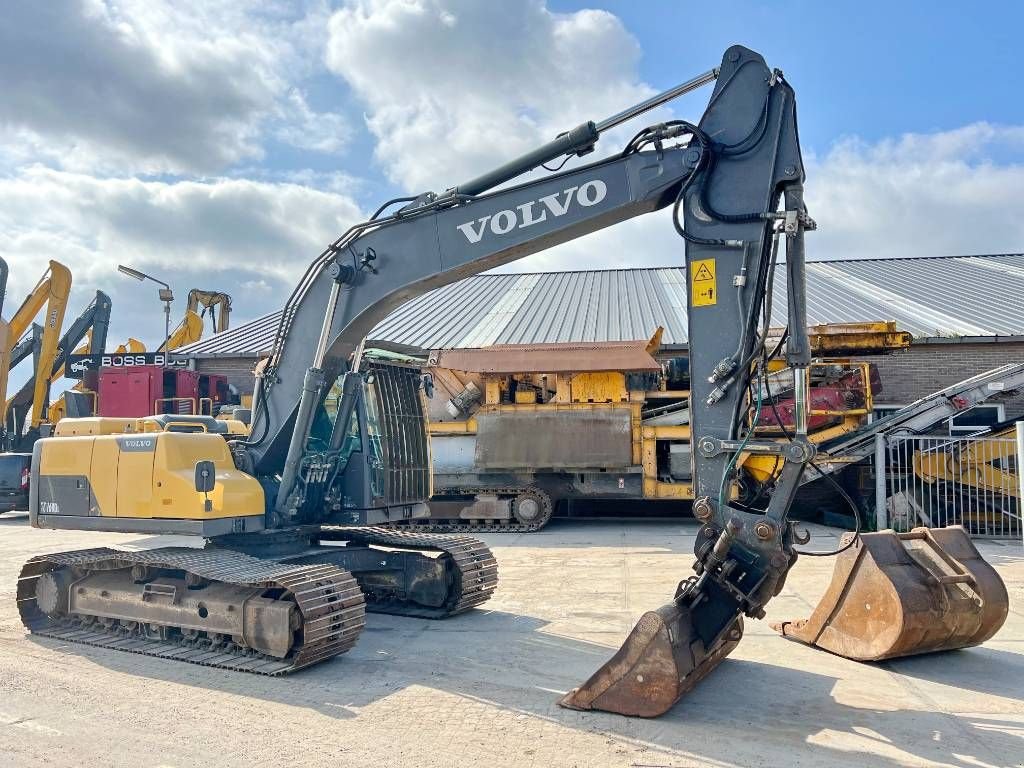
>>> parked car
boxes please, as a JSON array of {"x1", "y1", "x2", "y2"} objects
[{"x1": 0, "y1": 453, "x2": 31, "y2": 513}]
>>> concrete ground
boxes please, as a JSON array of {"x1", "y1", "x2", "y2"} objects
[{"x1": 0, "y1": 513, "x2": 1020, "y2": 768}]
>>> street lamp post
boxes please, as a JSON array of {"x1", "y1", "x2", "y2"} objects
[{"x1": 117, "y1": 264, "x2": 174, "y2": 367}]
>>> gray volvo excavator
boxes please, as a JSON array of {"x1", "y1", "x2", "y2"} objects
[{"x1": 22, "y1": 45, "x2": 1008, "y2": 717}]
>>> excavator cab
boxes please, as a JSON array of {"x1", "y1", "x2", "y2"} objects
[{"x1": 314, "y1": 361, "x2": 432, "y2": 520}]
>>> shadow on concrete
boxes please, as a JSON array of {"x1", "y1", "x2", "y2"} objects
[
  {"x1": 881, "y1": 646, "x2": 1024, "y2": 702},
  {"x1": 24, "y1": 606, "x2": 1022, "y2": 768},
  {"x1": 482, "y1": 519, "x2": 849, "y2": 557}
]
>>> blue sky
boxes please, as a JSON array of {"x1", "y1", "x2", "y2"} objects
[
  {"x1": 280, "y1": 1, "x2": 1024, "y2": 209},
  {"x1": 553, "y1": 2, "x2": 1024, "y2": 147},
  {"x1": 1, "y1": 1, "x2": 1022, "y2": 371}
]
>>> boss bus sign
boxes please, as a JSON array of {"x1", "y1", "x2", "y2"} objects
[{"x1": 65, "y1": 353, "x2": 189, "y2": 379}]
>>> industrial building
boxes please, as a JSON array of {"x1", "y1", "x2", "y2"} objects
[{"x1": 178, "y1": 252, "x2": 1024, "y2": 428}]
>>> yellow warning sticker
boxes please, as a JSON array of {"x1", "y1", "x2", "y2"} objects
[{"x1": 691, "y1": 258, "x2": 717, "y2": 307}]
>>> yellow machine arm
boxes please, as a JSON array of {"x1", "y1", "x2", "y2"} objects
[
  {"x1": 157, "y1": 288, "x2": 231, "y2": 354},
  {"x1": 117, "y1": 338, "x2": 146, "y2": 354},
  {"x1": 0, "y1": 260, "x2": 72, "y2": 430},
  {"x1": 914, "y1": 424, "x2": 1019, "y2": 497},
  {"x1": 186, "y1": 289, "x2": 232, "y2": 333},
  {"x1": 158, "y1": 310, "x2": 203, "y2": 352}
]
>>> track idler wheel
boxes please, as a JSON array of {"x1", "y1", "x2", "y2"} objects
[
  {"x1": 512, "y1": 489, "x2": 552, "y2": 528},
  {"x1": 559, "y1": 599, "x2": 743, "y2": 718}
]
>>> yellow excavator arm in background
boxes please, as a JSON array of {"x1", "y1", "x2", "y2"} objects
[
  {"x1": 187, "y1": 289, "x2": 231, "y2": 334},
  {"x1": 158, "y1": 309, "x2": 204, "y2": 352},
  {"x1": 116, "y1": 338, "x2": 146, "y2": 354},
  {"x1": 49, "y1": 331, "x2": 99, "y2": 423},
  {"x1": 0, "y1": 260, "x2": 72, "y2": 430}
]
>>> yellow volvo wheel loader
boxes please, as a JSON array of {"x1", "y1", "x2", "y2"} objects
[{"x1": 22, "y1": 46, "x2": 1008, "y2": 715}]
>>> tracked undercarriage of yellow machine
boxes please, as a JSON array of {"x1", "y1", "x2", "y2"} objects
[{"x1": 22, "y1": 379, "x2": 498, "y2": 674}]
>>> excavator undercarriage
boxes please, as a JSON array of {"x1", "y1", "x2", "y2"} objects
[{"x1": 19, "y1": 525, "x2": 496, "y2": 673}]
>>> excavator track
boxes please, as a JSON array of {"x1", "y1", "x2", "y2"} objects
[
  {"x1": 17, "y1": 547, "x2": 365, "y2": 675},
  {"x1": 390, "y1": 487, "x2": 554, "y2": 534},
  {"x1": 317, "y1": 526, "x2": 499, "y2": 617}
]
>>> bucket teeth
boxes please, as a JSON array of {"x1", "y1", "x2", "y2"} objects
[
  {"x1": 559, "y1": 603, "x2": 743, "y2": 718},
  {"x1": 772, "y1": 526, "x2": 1009, "y2": 661}
]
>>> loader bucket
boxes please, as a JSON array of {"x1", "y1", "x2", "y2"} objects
[
  {"x1": 559, "y1": 602, "x2": 743, "y2": 717},
  {"x1": 772, "y1": 526, "x2": 1008, "y2": 661}
]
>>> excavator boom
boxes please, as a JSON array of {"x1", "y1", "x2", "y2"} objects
[{"x1": 158, "y1": 309, "x2": 203, "y2": 352}]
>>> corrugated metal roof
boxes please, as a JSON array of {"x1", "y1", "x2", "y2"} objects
[
  {"x1": 178, "y1": 310, "x2": 282, "y2": 357},
  {"x1": 175, "y1": 253, "x2": 1024, "y2": 358}
]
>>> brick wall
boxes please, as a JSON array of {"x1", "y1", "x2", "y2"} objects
[
  {"x1": 860, "y1": 341, "x2": 1024, "y2": 418},
  {"x1": 195, "y1": 356, "x2": 258, "y2": 396}
]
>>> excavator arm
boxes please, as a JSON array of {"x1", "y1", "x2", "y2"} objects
[
  {"x1": 186, "y1": 289, "x2": 232, "y2": 333},
  {"x1": 0, "y1": 260, "x2": 72, "y2": 440},
  {"x1": 32, "y1": 291, "x2": 112, "y2": 428},
  {"x1": 6, "y1": 291, "x2": 110, "y2": 445},
  {"x1": 240, "y1": 48, "x2": 810, "y2": 715},
  {"x1": 158, "y1": 309, "x2": 203, "y2": 352},
  {"x1": 248, "y1": 47, "x2": 807, "y2": 534},
  {"x1": 215, "y1": 46, "x2": 817, "y2": 716},
  {"x1": 152, "y1": 290, "x2": 231, "y2": 354}
]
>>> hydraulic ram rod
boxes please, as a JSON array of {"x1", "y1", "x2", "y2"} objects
[
  {"x1": 455, "y1": 67, "x2": 719, "y2": 198},
  {"x1": 594, "y1": 68, "x2": 719, "y2": 133}
]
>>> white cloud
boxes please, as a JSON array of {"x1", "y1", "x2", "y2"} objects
[
  {"x1": 0, "y1": 1, "x2": 344, "y2": 174},
  {"x1": 806, "y1": 122, "x2": 1024, "y2": 260},
  {"x1": 0, "y1": 167, "x2": 364, "y2": 349},
  {"x1": 325, "y1": 0, "x2": 655, "y2": 191},
  {"x1": 274, "y1": 90, "x2": 353, "y2": 155}
]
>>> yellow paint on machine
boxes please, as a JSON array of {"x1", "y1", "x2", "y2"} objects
[
  {"x1": 36, "y1": 432, "x2": 264, "y2": 521},
  {"x1": 690, "y1": 258, "x2": 717, "y2": 307}
]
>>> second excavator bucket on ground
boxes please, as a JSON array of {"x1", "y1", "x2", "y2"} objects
[
  {"x1": 773, "y1": 526, "x2": 1008, "y2": 660},
  {"x1": 559, "y1": 601, "x2": 743, "y2": 717}
]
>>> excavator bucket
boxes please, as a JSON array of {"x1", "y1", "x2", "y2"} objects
[
  {"x1": 772, "y1": 526, "x2": 1008, "y2": 660},
  {"x1": 559, "y1": 602, "x2": 743, "y2": 717}
]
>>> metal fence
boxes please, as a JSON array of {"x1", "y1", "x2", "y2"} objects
[{"x1": 876, "y1": 430, "x2": 1022, "y2": 539}]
